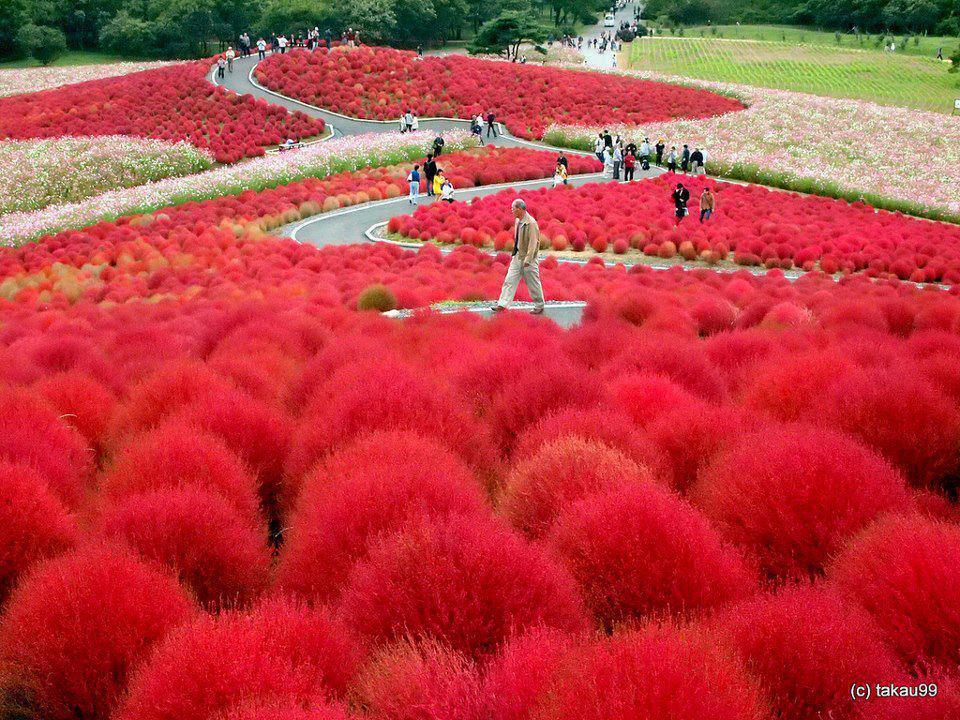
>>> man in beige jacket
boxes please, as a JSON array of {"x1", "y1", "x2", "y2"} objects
[{"x1": 493, "y1": 198, "x2": 545, "y2": 314}]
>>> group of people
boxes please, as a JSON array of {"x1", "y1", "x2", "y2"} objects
[
  {"x1": 593, "y1": 131, "x2": 707, "y2": 180},
  {"x1": 671, "y1": 182, "x2": 716, "y2": 225},
  {"x1": 590, "y1": 33, "x2": 621, "y2": 54},
  {"x1": 407, "y1": 153, "x2": 455, "y2": 205}
]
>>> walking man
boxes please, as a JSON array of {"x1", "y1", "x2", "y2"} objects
[
  {"x1": 672, "y1": 182, "x2": 691, "y2": 225},
  {"x1": 424, "y1": 153, "x2": 437, "y2": 196},
  {"x1": 595, "y1": 133, "x2": 606, "y2": 163},
  {"x1": 493, "y1": 199, "x2": 545, "y2": 315},
  {"x1": 486, "y1": 112, "x2": 498, "y2": 138},
  {"x1": 433, "y1": 132, "x2": 445, "y2": 157},
  {"x1": 690, "y1": 147, "x2": 705, "y2": 176},
  {"x1": 623, "y1": 150, "x2": 636, "y2": 181},
  {"x1": 257, "y1": 37, "x2": 266, "y2": 60},
  {"x1": 680, "y1": 144, "x2": 691, "y2": 173},
  {"x1": 226, "y1": 46, "x2": 236, "y2": 72},
  {"x1": 655, "y1": 138, "x2": 665, "y2": 167},
  {"x1": 699, "y1": 186, "x2": 715, "y2": 222},
  {"x1": 403, "y1": 109, "x2": 414, "y2": 133},
  {"x1": 407, "y1": 164, "x2": 421, "y2": 204}
]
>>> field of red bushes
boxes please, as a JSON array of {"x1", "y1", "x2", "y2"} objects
[
  {"x1": 0, "y1": 61, "x2": 324, "y2": 163},
  {"x1": 253, "y1": 46, "x2": 745, "y2": 139},
  {"x1": 388, "y1": 174, "x2": 960, "y2": 284},
  {"x1": 1, "y1": 139, "x2": 960, "y2": 719}
]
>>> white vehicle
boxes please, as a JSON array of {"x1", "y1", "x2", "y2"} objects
[{"x1": 604, "y1": 13, "x2": 616, "y2": 27}]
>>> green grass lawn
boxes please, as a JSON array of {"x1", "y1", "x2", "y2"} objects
[
  {"x1": 625, "y1": 34, "x2": 960, "y2": 112},
  {"x1": 668, "y1": 24, "x2": 957, "y2": 58},
  {"x1": 0, "y1": 50, "x2": 156, "y2": 69}
]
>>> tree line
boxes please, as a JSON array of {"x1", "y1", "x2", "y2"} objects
[
  {"x1": 0, "y1": 0, "x2": 607, "y2": 64},
  {"x1": 644, "y1": 0, "x2": 960, "y2": 35}
]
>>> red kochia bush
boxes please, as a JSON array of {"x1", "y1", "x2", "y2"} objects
[
  {"x1": 215, "y1": 703, "x2": 350, "y2": 720},
  {"x1": 692, "y1": 424, "x2": 911, "y2": 579},
  {"x1": 606, "y1": 372, "x2": 706, "y2": 428},
  {"x1": 117, "y1": 598, "x2": 362, "y2": 720},
  {"x1": 0, "y1": 387, "x2": 92, "y2": 508},
  {"x1": 278, "y1": 431, "x2": 487, "y2": 603},
  {"x1": 827, "y1": 514, "x2": 960, "y2": 669},
  {"x1": 499, "y1": 436, "x2": 658, "y2": 538},
  {"x1": 286, "y1": 361, "x2": 492, "y2": 480},
  {"x1": 98, "y1": 487, "x2": 271, "y2": 610},
  {"x1": 479, "y1": 627, "x2": 579, "y2": 720},
  {"x1": 337, "y1": 514, "x2": 588, "y2": 660},
  {"x1": 99, "y1": 421, "x2": 262, "y2": 526},
  {"x1": 0, "y1": 545, "x2": 196, "y2": 720},
  {"x1": 0, "y1": 463, "x2": 76, "y2": 604},
  {"x1": 31, "y1": 371, "x2": 116, "y2": 451},
  {"x1": 547, "y1": 484, "x2": 756, "y2": 628},
  {"x1": 714, "y1": 584, "x2": 904, "y2": 720},
  {"x1": 350, "y1": 638, "x2": 482, "y2": 720},
  {"x1": 534, "y1": 625, "x2": 768, "y2": 720}
]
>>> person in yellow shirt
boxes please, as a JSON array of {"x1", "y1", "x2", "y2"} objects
[{"x1": 432, "y1": 170, "x2": 446, "y2": 197}]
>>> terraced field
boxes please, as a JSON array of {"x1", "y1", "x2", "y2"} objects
[{"x1": 625, "y1": 36, "x2": 958, "y2": 112}]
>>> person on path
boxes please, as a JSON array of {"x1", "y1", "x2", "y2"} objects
[
  {"x1": 486, "y1": 112, "x2": 498, "y2": 138},
  {"x1": 612, "y1": 144, "x2": 623, "y2": 180},
  {"x1": 639, "y1": 138, "x2": 651, "y2": 168},
  {"x1": 226, "y1": 46, "x2": 236, "y2": 72},
  {"x1": 493, "y1": 198, "x2": 545, "y2": 315},
  {"x1": 403, "y1": 110, "x2": 415, "y2": 133},
  {"x1": 325, "y1": 28, "x2": 333, "y2": 48},
  {"x1": 623, "y1": 150, "x2": 636, "y2": 181},
  {"x1": 699, "y1": 186, "x2": 715, "y2": 222},
  {"x1": 937, "y1": 47, "x2": 943, "y2": 60},
  {"x1": 407, "y1": 164, "x2": 421, "y2": 204},
  {"x1": 672, "y1": 182, "x2": 690, "y2": 225},
  {"x1": 270, "y1": 33, "x2": 277, "y2": 53},
  {"x1": 655, "y1": 138, "x2": 665, "y2": 167},
  {"x1": 473, "y1": 114, "x2": 485, "y2": 145},
  {"x1": 553, "y1": 161, "x2": 568, "y2": 187},
  {"x1": 216, "y1": 56, "x2": 227, "y2": 78},
  {"x1": 604, "y1": 130, "x2": 613, "y2": 150},
  {"x1": 666, "y1": 146, "x2": 678, "y2": 173},
  {"x1": 595, "y1": 134, "x2": 606, "y2": 163},
  {"x1": 257, "y1": 38, "x2": 267, "y2": 60},
  {"x1": 557, "y1": 151, "x2": 569, "y2": 173},
  {"x1": 680, "y1": 144, "x2": 691, "y2": 173},
  {"x1": 433, "y1": 133, "x2": 445, "y2": 157},
  {"x1": 424, "y1": 154, "x2": 437, "y2": 196},
  {"x1": 603, "y1": 146, "x2": 615, "y2": 177},
  {"x1": 433, "y1": 169, "x2": 446, "y2": 197},
  {"x1": 690, "y1": 147, "x2": 705, "y2": 176},
  {"x1": 417, "y1": 45, "x2": 424, "y2": 58},
  {"x1": 277, "y1": 35, "x2": 288, "y2": 53},
  {"x1": 625, "y1": 139, "x2": 637, "y2": 157},
  {"x1": 440, "y1": 178, "x2": 455, "y2": 202}
]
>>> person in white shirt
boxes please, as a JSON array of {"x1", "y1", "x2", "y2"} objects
[
  {"x1": 440, "y1": 179, "x2": 455, "y2": 203},
  {"x1": 595, "y1": 134, "x2": 605, "y2": 163},
  {"x1": 403, "y1": 110, "x2": 414, "y2": 133},
  {"x1": 256, "y1": 38, "x2": 266, "y2": 60},
  {"x1": 277, "y1": 35, "x2": 288, "y2": 53},
  {"x1": 225, "y1": 46, "x2": 236, "y2": 72}
]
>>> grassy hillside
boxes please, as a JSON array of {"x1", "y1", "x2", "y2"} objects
[{"x1": 625, "y1": 34, "x2": 959, "y2": 112}]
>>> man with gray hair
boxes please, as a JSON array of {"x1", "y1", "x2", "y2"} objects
[{"x1": 492, "y1": 198, "x2": 545, "y2": 315}]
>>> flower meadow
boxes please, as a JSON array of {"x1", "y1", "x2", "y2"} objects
[
  {"x1": 253, "y1": 46, "x2": 744, "y2": 139},
  {"x1": 0, "y1": 60, "x2": 324, "y2": 163},
  {"x1": 0, "y1": 132, "x2": 477, "y2": 246},
  {"x1": 543, "y1": 68, "x2": 960, "y2": 222},
  {"x1": 389, "y1": 175, "x2": 960, "y2": 283},
  {"x1": 2, "y1": 186, "x2": 960, "y2": 717},
  {"x1": 0, "y1": 137, "x2": 214, "y2": 215},
  {"x1": 0, "y1": 61, "x2": 173, "y2": 98}
]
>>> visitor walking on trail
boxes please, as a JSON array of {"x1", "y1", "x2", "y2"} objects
[
  {"x1": 699, "y1": 186, "x2": 716, "y2": 222},
  {"x1": 277, "y1": 35, "x2": 288, "y2": 53},
  {"x1": 623, "y1": 150, "x2": 636, "y2": 181},
  {"x1": 225, "y1": 46, "x2": 236, "y2": 72},
  {"x1": 604, "y1": 130, "x2": 613, "y2": 150},
  {"x1": 553, "y1": 161, "x2": 568, "y2": 187},
  {"x1": 417, "y1": 45, "x2": 424, "y2": 58},
  {"x1": 473, "y1": 114, "x2": 485, "y2": 145},
  {"x1": 403, "y1": 110, "x2": 415, "y2": 133},
  {"x1": 680, "y1": 144, "x2": 691, "y2": 173},
  {"x1": 557, "y1": 151, "x2": 569, "y2": 173},
  {"x1": 595, "y1": 134, "x2": 606, "y2": 163},
  {"x1": 407, "y1": 165, "x2": 421, "y2": 204},
  {"x1": 655, "y1": 138, "x2": 665, "y2": 167},
  {"x1": 257, "y1": 38, "x2": 266, "y2": 60},
  {"x1": 666, "y1": 146, "x2": 678, "y2": 173},
  {"x1": 639, "y1": 138, "x2": 651, "y2": 168},
  {"x1": 690, "y1": 147, "x2": 705, "y2": 176},
  {"x1": 216, "y1": 56, "x2": 227, "y2": 78},
  {"x1": 937, "y1": 47, "x2": 943, "y2": 60},
  {"x1": 613, "y1": 144, "x2": 623, "y2": 180},
  {"x1": 603, "y1": 146, "x2": 615, "y2": 177},
  {"x1": 673, "y1": 183, "x2": 691, "y2": 225},
  {"x1": 270, "y1": 33, "x2": 277, "y2": 52},
  {"x1": 424, "y1": 154, "x2": 437, "y2": 196},
  {"x1": 433, "y1": 133, "x2": 445, "y2": 157},
  {"x1": 493, "y1": 198, "x2": 545, "y2": 315},
  {"x1": 486, "y1": 112, "x2": 498, "y2": 138}
]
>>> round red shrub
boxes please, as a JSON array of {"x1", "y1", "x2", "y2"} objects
[
  {"x1": 337, "y1": 514, "x2": 588, "y2": 659},
  {"x1": 0, "y1": 463, "x2": 76, "y2": 605},
  {"x1": 117, "y1": 597, "x2": 362, "y2": 720},
  {"x1": 534, "y1": 625, "x2": 768, "y2": 720},
  {"x1": 547, "y1": 483, "x2": 756, "y2": 628},
  {"x1": 32, "y1": 371, "x2": 116, "y2": 451},
  {"x1": 500, "y1": 436, "x2": 657, "y2": 538},
  {"x1": 740, "y1": 350, "x2": 856, "y2": 423},
  {"x1": 214, "y1": 702, "x2": 349, "y2": 720},
  {"x1": 350, "y1": 638, "x2": 481, "y2": 720},
  {"x1": 98, "y1": 487, "x2": 271, "y2": 610},
  {"x1": 0, "y1": 545, "x2": 196, "y2": 720},
  {"x1": 693, "y1": 424, "x2": 910, "y2": 579},
  {"x1": 827, "y1": 513, "x2": 960, "y2": 669},
  {"x1": 99, "y1": 421, "x2": 262, "y2": 526},
  {"x1": 0, "y1": 387, "x2": 92, "y2": 507},
  {"x1": 606, "y1": 372, "x2": 707, "y2": 428},
  {"x1": 713, "y1": 584, "x2": 904, "y2": 720},
  {"x1": 277, "y1": 430, "x2": 487, "y2": 603}
]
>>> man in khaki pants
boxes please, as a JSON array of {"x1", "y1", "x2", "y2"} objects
[{"x1": 493, "y1": 198, "x2": 545, "y2": 315}]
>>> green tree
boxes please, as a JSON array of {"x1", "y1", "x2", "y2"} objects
[
  {"x1": 468, "y1": 10, "x2": 549, "y2": 60},
  {"x1": 949, "y1": 44, "x2": 960, "y2": 72},
  {"x1": 344, "y1": 0, "x2": 397, "y2": 43},
  {"x1": 258, "y1": 0, "x2": 336, "y2": 35},
  {"x1": 16, "y1": 23, "x2": 67, "y2": 64},
  {"x1": 99, "y1": 10, "x2": 155, "y2": 56},
  {"x1": 0, "y1": 0, "x2": 27, "y2": 57}
]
